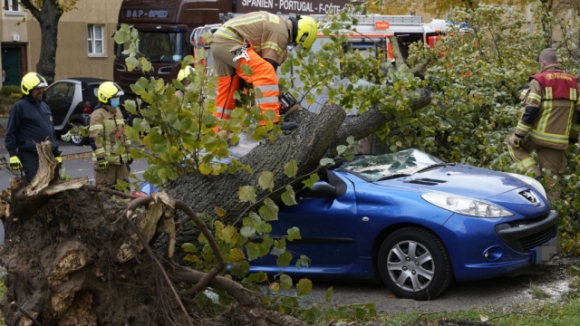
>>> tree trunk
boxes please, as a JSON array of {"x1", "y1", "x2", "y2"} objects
[{"x1": 20, "y1": 0, "x2": 62, "y2": 83}]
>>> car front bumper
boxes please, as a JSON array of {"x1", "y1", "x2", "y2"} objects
[{"x1": 440, "y1": 209, "x2": 559, "y2": 281}]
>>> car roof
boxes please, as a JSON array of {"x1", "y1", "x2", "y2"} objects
[{"x1": 55, "y1": 77, "x2": 108, "y2": 85}]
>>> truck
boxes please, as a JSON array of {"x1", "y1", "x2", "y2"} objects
[{"x1": 114, "y1": 0, "x2": 355, "y2": 96}]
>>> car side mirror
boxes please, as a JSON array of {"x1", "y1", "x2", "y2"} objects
[{"x1": 307, "y1": 182, "x2": 337, "y2": 198}]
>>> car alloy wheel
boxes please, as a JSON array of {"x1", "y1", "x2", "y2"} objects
[
  {"x1": 378, "y1": 227, "x2": 453, "y2": 300},
  {"x1": 70, "y1": 122, "x2": 88, "y2": 146}
]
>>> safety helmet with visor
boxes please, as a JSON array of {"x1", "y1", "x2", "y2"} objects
[
  {"x1": 98, "y1": 81, "x2": 124, "y2": 107},
  {"x1": 177, "y1": 66, "x2": 195, "y2": 83},
  {"x1": 21, "y1": 72, "x2": 48, "y2": 95},
  {"x1": 291, "y1": 16, "x2": 318, "y2": 51}
]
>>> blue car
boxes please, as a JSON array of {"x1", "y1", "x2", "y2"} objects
[{"x1": 140, "y1": 148, "x2": 559, "y2": 300}]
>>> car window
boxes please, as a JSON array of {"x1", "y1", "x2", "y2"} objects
[
  {"x1": 335, "y1": 148, "x2": 445, "y2": 181},
  {"x1": 82, "y1": 83, "x2": 100, "y2": 102},
  {"x1": 45, "y1": 82, "x2": 74, "y2": 101}
]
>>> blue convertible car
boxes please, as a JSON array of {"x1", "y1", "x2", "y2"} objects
[{"x1": 140, "y1": 148, "x2": 559, "y2": 300}]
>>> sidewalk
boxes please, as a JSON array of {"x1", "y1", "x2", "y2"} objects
[{"x1": 0, "y1": 117, "x2": 93, "y2": 159}]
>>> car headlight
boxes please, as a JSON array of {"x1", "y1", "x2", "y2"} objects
[
  {"x1": 421, "y1": 192, "x2": 514, "y2": 217},
  {"x1": 507, "y1": 173, "x2": 547, "y2": 199}
]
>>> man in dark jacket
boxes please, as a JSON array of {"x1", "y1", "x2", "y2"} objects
[{"x1": 5, "y1": 72, "x2": 61, "y2": 182}]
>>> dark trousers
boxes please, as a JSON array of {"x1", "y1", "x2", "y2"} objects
[{"x1": 18, "y1": 151, "x2": 39, "y2": 183}]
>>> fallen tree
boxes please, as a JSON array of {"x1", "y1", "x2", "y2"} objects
[{"x1": 0, "y1": 82, "x2": 431, "y2": 325}]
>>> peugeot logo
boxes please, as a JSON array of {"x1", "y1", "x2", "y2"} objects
[{"x1": 520, "y1": 190, "x2": 540, "y2": 206}]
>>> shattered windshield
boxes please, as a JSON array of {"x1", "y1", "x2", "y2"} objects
[
  {"x1": 116, "y1": 31, "x2": 184, "y2": 63},
  {"x1": 335, "y1": 148, "x2": 445, "y2": 181}
]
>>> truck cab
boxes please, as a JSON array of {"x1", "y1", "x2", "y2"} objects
[{"x1": 114, "y1": 0, "x2": 231, "y2": 95}]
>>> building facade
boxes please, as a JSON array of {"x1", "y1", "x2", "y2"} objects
[{"x1": 1, "y1": 0, "x2": 122, "y2": 87}]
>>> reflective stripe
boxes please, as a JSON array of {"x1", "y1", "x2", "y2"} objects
[
  {"x1": 262, "y1": 41, "x2": 283, "y2": 54},
  {"x1": 537, "y1": 99, "x2": 552, "y2": 132},
  {"x1": 215, "y1": 106, "x2": 233, "y2": 116},
  {"x1": 521, "y1": 157, "x2": 536, "y2": 169},
  {"x1": 225, "y1": 14, "x2": 267, "y2": 27},
  {"x1": 215, "y1": 28, "x2": 243, "y2": 42},
  {"x1": 94, "y1": 148, "x2": 105, "y2": 155},
  {"x1": 115, "y1": 119, "x2": 125, "y2": 125},
  {"x1": 572, "y1": 124, "x2": 580, "y2": 131},
  {"x1": 571, "y1": 88, "x2": 578, "y2": 101},
  {"x1": 544, "y1": 87, "x2": 553, "y2": 100},
  {"x1": 89, "y1": 125, "x2": 104, "y2": 131},
  {"x1": 256, "y1": 96, "x2": 279, "y2": 104},
  {"x1": 530, "y1": 130, "x2": 569, "y2": 144},
  {"x1": 268, "y1": 13, "x2": 280, "y2": 24},
  {"x1": 517, "y1": 122, "x2": 531, "y2": 132},
  {"x1": 527, "y1": 92, "x2": 541, "y2": 102},
  {"x1": 255, "y1": 85, "x2": 279, "y2": 92}
]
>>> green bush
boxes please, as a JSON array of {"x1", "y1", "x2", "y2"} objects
[
  {"x1": 0, "y1": 85, "x2": 20, "y2": 97},
  {"x1": 0, "y1": 86, "x2": 20, "y2": 116}
]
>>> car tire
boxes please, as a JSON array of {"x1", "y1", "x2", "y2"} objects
[
  {"x1": 70, "y1": 122, "x2": 88, "y2": 146},
  {"x1": 377, "y1": 227, "x2": 453, "y2": 300}
]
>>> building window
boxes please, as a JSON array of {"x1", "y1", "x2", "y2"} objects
[
  {"x1": 4, "y1": 0, "x2": 21, "y2": 13},
  {"x1": 87, "y1": 24, "x2": 104, "y2": 56}
]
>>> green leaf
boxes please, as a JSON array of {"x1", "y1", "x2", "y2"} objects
[
  {"x1": 296, "y1": 278, "x2": 312, "y2": 296},
  {"x1": 240, "y1": 226, "x2": 256, "y2": 238},
  {"x1": 241, "y1": 63, "x2": 254, "y2": 76},
  {"x1": 243, "y1": 212, "x2": 262, "y2": 228},
  {"x1": 302, "y1": 173, "x2": 320, "y2": 188},
  {"x1": 280, "y1": 274, "x2": 293, "y2": 290},
  {"x1": 320, "y1": 158, "x2": 335, "y2": 166},
  {"x1": 114, "y1": 25, "x2": 130, "y2": 44},
  {"x1": 125, "y1": 56, "x2": 138, "y2": 72},
  {"x1": 258, "y1": 171, "x2": 275, "y2": 191},
  {"x1": 269, "y1": 282, "x2": 280, "y2": 292},
  {"x1": 238, "y1": 185, "x2": 257, "y2": 203},
  {"x1": 181, "y1": 243, "x2": 197, "y2": 253},
  {"x1": 276, "y1": 251, "x2": 292, "y2": 268},
  {"x1": 259, "y1": 198, "x2": 278, "y2": 221},
  {"x1": 221, "y1": 225, "x2": 239, "y2": 245},
  {"x1": 281, "y1": 185, "x2": 297, "y2": 206},
  {"x1": 228, "y1": 248, "x2": 246, "y2": 261},
  {"x1": 245, "y1": 242, "x2": 260, "y2": 261},
  {"x1": 287, "y1": 227, "x2": 301, "y2": 241},
  {"x1": 258, "y1": 236, "x2": 272, "y2": 257},
  {"x1": 230, "y1": 261, "x2": 250, "y2": 279},
  {"x1": 244, "y1": 272, "x2": 267, "y2": 284},
  {"x1": 264, "y1": 109, "x2": 277, "y2": 121},
  {"x1": 284, "y1": 159, "x2": 298, "y2": 178}
]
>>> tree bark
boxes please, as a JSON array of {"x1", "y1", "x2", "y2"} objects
[{"x1": 20, "y1": 0, "x2": 63, "y2": 83}]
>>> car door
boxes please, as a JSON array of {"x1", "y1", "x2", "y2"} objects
[
  {"x1": 44, "y1": 82, "x2": 75, "y2": 130},
  {"x1": 266, "y1": 171, "x2": 360, "y2": 267}
]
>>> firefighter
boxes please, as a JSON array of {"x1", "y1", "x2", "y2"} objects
[
  {"x1": 210, "y1": 11, "x2": 317, "y2": 131},
  {"x1": 507, "y1": 48, "x2": 580, "y2": 199},
  {"x1": 175, "y1": 66, "x2": 195, "y2": 99},
  {"x1": 89, "y1": 81, "x2": 132, "y2": 188},
  {"x1": 5, "y1": 72, "x2": 62, "y2": 182}
]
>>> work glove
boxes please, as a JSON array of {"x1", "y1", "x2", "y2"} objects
[
  {"x1": 55, "y1": 156, "x2": 63, "y2": 166},
  {"x1": 9, "y1": 156, "x2": 22, "y2": 172},
  {"x1": 126, "y1": 154, "x2": 133, "y2": 165},
  {"x1": 96, "y1": 158, "x2": 109, "y2": 172},
  {"x1": 507, "y1": 133, "x2": 524, "y2": 149}
]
